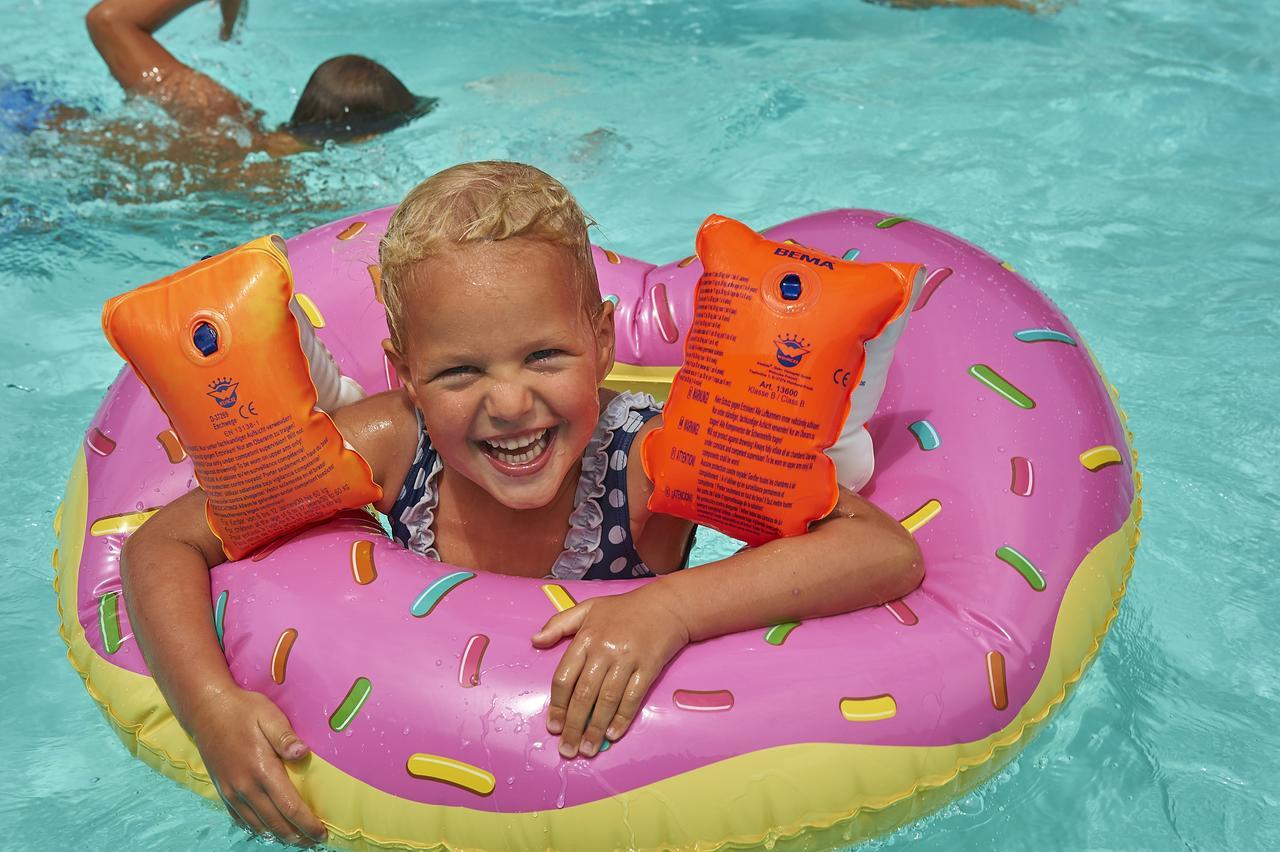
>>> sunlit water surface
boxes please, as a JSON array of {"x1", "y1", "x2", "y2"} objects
[{"x1": 2, "y1": 0, "x2": 1277, "y2": 848}]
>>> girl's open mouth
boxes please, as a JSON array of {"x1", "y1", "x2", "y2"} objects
[{"x1": 477, "y1": 426, "x2": 556, "y2": 473}]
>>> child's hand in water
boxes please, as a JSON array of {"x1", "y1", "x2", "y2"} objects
[
  {"x1": 189, "y1": 685, "x2": 326, "y2": 846},
  {"x1": 532, "y1": 587, "x2": 691, "y2": 758}
]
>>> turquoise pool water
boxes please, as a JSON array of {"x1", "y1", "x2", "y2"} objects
[{"x1": 3, "y1": 0, "x2": 1277, "y2": 848}]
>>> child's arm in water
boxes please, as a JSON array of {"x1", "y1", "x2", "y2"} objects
[
  {"x1": 533, "y1": 416, "x2": 923, "y2": 760},
  {"x1": 120, "y1": 391, "x2": 417, "y2": 847},
  {"x1": 85, "y1": 0, "x2": 254, "y2": 129}
]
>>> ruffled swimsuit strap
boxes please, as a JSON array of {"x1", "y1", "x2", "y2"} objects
[
  {"x1": 388, "y1": 408, "x2": 444, "y2": 560},
  {"x1": 551, "y1": 391, "x2": 664, "y2": 581}
]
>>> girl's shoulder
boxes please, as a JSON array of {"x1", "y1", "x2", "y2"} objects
[{"x1": 329, "y1": 390, "x2": 421, "y2": 514}]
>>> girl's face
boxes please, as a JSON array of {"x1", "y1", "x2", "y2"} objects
[{"x1": 386, "y1": 238, "x2": 615, "y2": 511}]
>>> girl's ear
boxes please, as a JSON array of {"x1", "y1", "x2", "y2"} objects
[
  {"x1": 593, "y1": 299, "x2": 616, "y2": 381},
  {"x1": 382, "y1": 338, "x2": 421, "y2": 407}
]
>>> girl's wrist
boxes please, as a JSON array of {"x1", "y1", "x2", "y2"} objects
[{"x1": 638, "y1": 576, "x2": 696, "y2": 645}]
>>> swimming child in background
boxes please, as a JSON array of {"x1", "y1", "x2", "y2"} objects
[
  {"x1": 85, "y1": 0, "x2": 434, "y2": 155},
  {"x1": 120, "y1": 161, "x2": 924, "y2": 846}
]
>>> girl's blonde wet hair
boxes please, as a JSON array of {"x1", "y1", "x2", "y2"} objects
[{"x1": 379, "y1": 161, "x2": 600, "y2": 349}]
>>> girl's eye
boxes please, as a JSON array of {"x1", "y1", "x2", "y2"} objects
[
  {"x1": 527, "y1": 349, "x2": 562, "y2": 363},
  {"x1": 438, "y1": 365, "x2": 479, "y2": 379}
]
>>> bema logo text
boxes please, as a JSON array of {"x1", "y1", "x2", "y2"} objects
[{"x1": 772, "y1": 248, "x2": 835, "y2": 269}]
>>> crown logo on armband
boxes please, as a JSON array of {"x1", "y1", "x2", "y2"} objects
[
  {"x1": 207, "y1": 376, "x2": 240, "y2": 408},
  {"x1": 773, "y1": 334, "x2": 812, "y2": 369}
]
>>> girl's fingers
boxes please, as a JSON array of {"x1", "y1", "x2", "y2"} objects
[
  {"x1": 245, "y1": 785, "x2": 311, "y2": 847},
  {"x1": 258, "y1": 768, "x2": 326, "y2": 843},
  {"x1": 532, "y1": 602, "x2": 588, "y2": 648},
  {"x1": 606, "y1": 669, "x2": 649, "y2": 741},
  {"x1": 558, "y1": 656, "x2": 609, "y2": 758},
  {"x1": 580, "y1": 664, "x2": 633, "y2": 757},
  {"x1": 546, "y1": 638, "x2": 588, "y2": 736}
]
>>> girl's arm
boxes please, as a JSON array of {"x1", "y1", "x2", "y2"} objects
[
  {"x1": 85, "y1": 0, "x2": 255, "y2": 128},
  {"x1": 121, "y1": 490, "x2": 326, "y2": 846},
  {"x1": 534, "y1": 418, "x2": 922, "y2": 759},
  {"x1": 121, "y1": 391, "x2": 416, "y2": 845}
]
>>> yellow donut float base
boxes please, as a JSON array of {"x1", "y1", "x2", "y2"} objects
[{"x1": 55, "y1": 389, "x2": 1141, "y2": 851}]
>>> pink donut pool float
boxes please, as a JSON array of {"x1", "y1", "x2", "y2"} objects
[{"x1": 55, "y1": 208, "x2": 1141, "y2": 849}]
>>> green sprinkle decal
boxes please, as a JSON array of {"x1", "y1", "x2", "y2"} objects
[
  {"x1": 99, "y1": 592, "x2": 123, "y2": 654},
  {"x1": 330, "y1": 677, "x2": 373, "y2": 732},
  {"x1": 968, "y1": 364, "x2": 1035, "y2": 409},
  {"x1": 908, "y1": 420, "x2": 941, "y2": 451},
  {"x1": 875, "y1": 216, "x2": 912, "y2": 229},
  {"x1": 764, "y1": 622, "x2": 800, "y2": 646},
  {"x1": 214, "y1": 590, "x2": 228, "y2": 650},
  {"x1": 1014, "y1": 328, "x2": 1077, "y2": 346},
  {"x1": 997, "y1": 546, "x2": 1046, "y2": 591}
]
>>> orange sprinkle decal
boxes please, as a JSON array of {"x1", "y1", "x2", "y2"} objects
[
  {"x1": 677, "y1": 254, "x2": 698, "y2": 268},
  {"x1": 351, "y1": 540, "x2": 378, "y2": 585},
  {"x1": 369, "y1": 264, "x2": 383, "y2": 303},
  {"x1": 157, "y1": 429, "x2": 187, "y2": 463},
  {"x1": 336, "y1": 221, "x2": 367, "y2": 240},
  {"x1": 271, "y1": 628, "x2": 298, "y2": 684},
  {"x1": 986, "y1": 650, "x2": 1008, "y2": 710},
  {"x1": 602, "y1": 248, "x2": 621, "y2": 265}
]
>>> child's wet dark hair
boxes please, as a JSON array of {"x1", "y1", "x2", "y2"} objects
[{"x1": 284, "y1": 55, "x2": 434, "y2": 143}]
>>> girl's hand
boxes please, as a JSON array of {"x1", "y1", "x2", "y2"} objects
[
  {"x1": 188, "y1": 685, "x2": 326, "y2": 847},
  {"x1": 532, "y1": 588, "x2": 691, "y2": 758}
]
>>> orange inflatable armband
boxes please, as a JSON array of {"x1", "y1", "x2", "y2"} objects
[
  {"x1": 642, "y1": 215, "x2": 919, "y2": 545},
  {"x1": 102, "y1": 236, "x2": 382, "y2": 559}
]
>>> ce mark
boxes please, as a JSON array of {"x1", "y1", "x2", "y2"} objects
[
  {"x1": 832, "y1": 368, "x2": 854, "y2": 388},
  {"x1": 238, "y1": 401, "x2": 259, "y2": 420}
]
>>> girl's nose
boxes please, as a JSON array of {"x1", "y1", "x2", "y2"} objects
[{"x1": 484, "y1": 378, "x2": 535, "y2": 424}]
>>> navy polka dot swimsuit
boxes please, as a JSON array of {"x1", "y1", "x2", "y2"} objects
[{"x1": 389, "y1": 392, "x2": 684, "y2": 580}]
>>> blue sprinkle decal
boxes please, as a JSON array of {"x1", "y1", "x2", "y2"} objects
[
  {"x1": 1014, "y1": 328, "x2": 1077, "y2": 346},
  {"x1": 411, "y1": 571, "x2": 476, "y2": 618},
  {"x1": 214, "y1": 590, "x2": 228, "y2": 650},
  {"x1": 842, "y1": 248, "x2": 860, "y2": 261},
  {"x1": 908, "y1": 420, "x2": 941, "y2": 451}
]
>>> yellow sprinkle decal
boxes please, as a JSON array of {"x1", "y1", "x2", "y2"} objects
[
  {"x1": 294, "y1": 293, "x2": 325, "y2": 328},
  {"x1": 899, "y1": 499, "x2": 941, "y2": 534},
  {"x1": 406, "y1": 753, "x2": 495, "y2": 796},
  {"x1": 1080, "y1": 445, "x2": 1123, "y2": 471},
  {"x1": 839, "y1": 694, "x2": 897, "y2": 722},
  {"x1": 53, "y1": 503, "x2": 63, "y2": 536},
  {"x1": 542, "y1": 584, "x2": 577, "y2": 613},
  {"x1": 336, "y1": 221, "x2": 367, "y2": 240},
  {"x1": 90, "y1": 509, "x2": 158, "y2": 537}
]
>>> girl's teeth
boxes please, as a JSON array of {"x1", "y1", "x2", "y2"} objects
[{"x1": 484, "y1": 429, "x2": 550, "y2": 464}]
